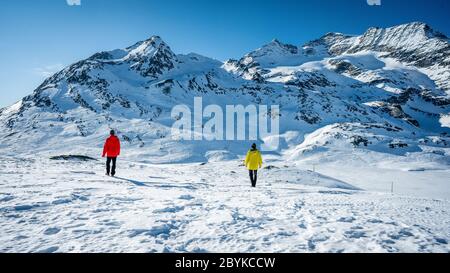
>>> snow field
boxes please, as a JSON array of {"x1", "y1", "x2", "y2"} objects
[{"x1": 0, "y1": 155, "x2": 448, "y2": 253}]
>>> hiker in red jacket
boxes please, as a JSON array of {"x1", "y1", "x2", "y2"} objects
[{"x1": 102, "y1": 130, "x2": 121, "y2": 176}]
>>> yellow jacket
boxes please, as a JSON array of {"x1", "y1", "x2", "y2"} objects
[{"x1": 245, "y1": 149, "x2": 263, "y2": 171}]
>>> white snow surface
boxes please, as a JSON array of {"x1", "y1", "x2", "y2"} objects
[{"x1": 0, "y1": 155, "x2": 449, "y2": 253}]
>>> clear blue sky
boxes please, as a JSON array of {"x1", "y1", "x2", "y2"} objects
[{"x1": 1, "y1": 0, "x2": 449, "y2": 108}]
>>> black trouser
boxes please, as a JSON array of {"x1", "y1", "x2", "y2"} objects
[
  {"x1": 106, "y1": 157, "x2": 117, "y2": 176},
  {"x1": 249, "y1": 170, "x2": 258, "y2": 187}
]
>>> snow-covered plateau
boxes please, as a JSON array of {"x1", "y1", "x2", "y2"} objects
[{"x1": 0, "y1": 22, "x2": 449, "y2": 253}]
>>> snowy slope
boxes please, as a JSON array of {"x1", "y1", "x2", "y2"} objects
[
  {"x1": 0, "y1": 22, "x2": 448, "y2": 191},
  {"x1": 0, "y1": 22, "x2": 449, "y2": 163},
  {"x1": 0, "y1": 155, "x2": 448, "y2": 253}
]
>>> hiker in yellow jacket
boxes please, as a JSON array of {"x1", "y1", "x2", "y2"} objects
[{"x1": 245, "y1": 143, "x2": 263, "y2": 187}]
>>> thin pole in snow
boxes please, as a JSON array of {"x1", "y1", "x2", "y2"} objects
[{"x1": 391, "y1": 182, "x2": 394, "y2": 194}]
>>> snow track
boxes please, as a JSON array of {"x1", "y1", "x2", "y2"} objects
[{"x1": 0, "y1": 156, "x2": 448, "y2": 253}]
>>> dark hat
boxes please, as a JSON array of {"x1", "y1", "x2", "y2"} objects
[
  {"x1": 110, "y1": 130, "x2": 115, "y2": 135},
  {"x1": 251, "y1": 143, "x2": 257, "y2": 149}
]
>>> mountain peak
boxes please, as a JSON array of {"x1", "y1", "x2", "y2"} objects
[
  {"x1": 365, "y1": 22, "x2": 428, "y2": 33},
  {"x1": 122, "y1": 35, "x2": 177, "y2": 77},
  {"x1": 366, "y1": 22, "x2": 448, "y2": 40},
  {"x1": 357, "y1": 21, "x2": 448, "y2": 46},
  {"x1": 401, "y1": 21, "x2": 428, "y2": 29},
  {"x1": 268, "y1": 39, "x2": 283, "y2": 46},
  {"x1": 146, "y1": 35, "x2": 163, "y2": 42},
  {"x1": 256, "y1": 39, "x2": 299, "y2": 55},
  {"x1": 126, "y1": 35, "x2": 172, "y2": 56},
  {"x1": 303, "y1": 32, "x2": 354, "y2": 55},
  {"x1": 141, "y1": 35, "x2": 167, "y2": 48},
  {"x1": 386, "y1": 21, "x2": 431, "y2": 34}
]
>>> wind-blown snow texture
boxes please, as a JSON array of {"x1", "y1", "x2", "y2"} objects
[
  {"x1": 0, "y1": 22, "x2": 449, "y2": 253},
  {"x1": 0, "y1": 156, "x2": 449, "y2": 253}
]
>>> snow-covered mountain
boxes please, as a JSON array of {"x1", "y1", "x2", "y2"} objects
[
  {"x1": 1, "y1": 22, "x2": 449, "y2": 165},
  {"x1": 1, "y1": 22, "x2": 450, "y2": 254}
]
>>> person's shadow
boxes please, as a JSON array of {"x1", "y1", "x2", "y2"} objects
[
  {"x1": 113, "y1": 177, "x2": 198, "y2": 190},
  {"x1": 114, "y1": 176, "x2": 150, "y2": 187}
]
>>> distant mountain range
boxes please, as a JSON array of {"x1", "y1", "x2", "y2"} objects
[{"x1": 1, "y1": 22, "x2": 449, "y2": 163}]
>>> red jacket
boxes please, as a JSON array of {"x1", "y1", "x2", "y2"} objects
[{"x1": 102, "y1": 135, "x2": 121, "y2": 157}]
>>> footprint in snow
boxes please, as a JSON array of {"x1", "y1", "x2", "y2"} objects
[
  {"x1": 14, "y1": 204, "x2": 39, "y2": 211},
  {"x1": 337, "y1": 216, "x2": 356, "y2": 223},
  {"x1": 36, "y1": 246, "x2": 59, "y2": 253},
  {"x1": 298, "y1": 221, "x2": 307, "y2": 229},
  {"x1": 367, "y1": 219, "x2": 383, "y2": 224},
  {"x1": 13, "y1": 235, "x2": 28, "y2": 240},
  {"x1": 0, "y1": 196, "x2": 14, "y2": 202},
  {"x1": 153, "y1": 206, "x2": 185, "y2": 213},
  {"x1": 178, "y1": 195, "x2": 194, "y2": 200},
  {"x1": 388, "y1": 228, "x2": 414, "y2": 240},
  {"x1": 128, "y1": 224, "x2": 175, "y2": 238},
  {"x1": 43, "y1": 227, "x2": 61, "y2": 235},
  {"x1": 307, "y1": 234, "x2": 330, "y2": 250},
  {"x1": 382, "y1": 239, "x2": 396, "y2": 245},
  {"x1": 345, "y1": 230, "x2": 367, "y2": 239},
  {"x1": 434, "y1": 237, "x2": 448, "y2": 245}
]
